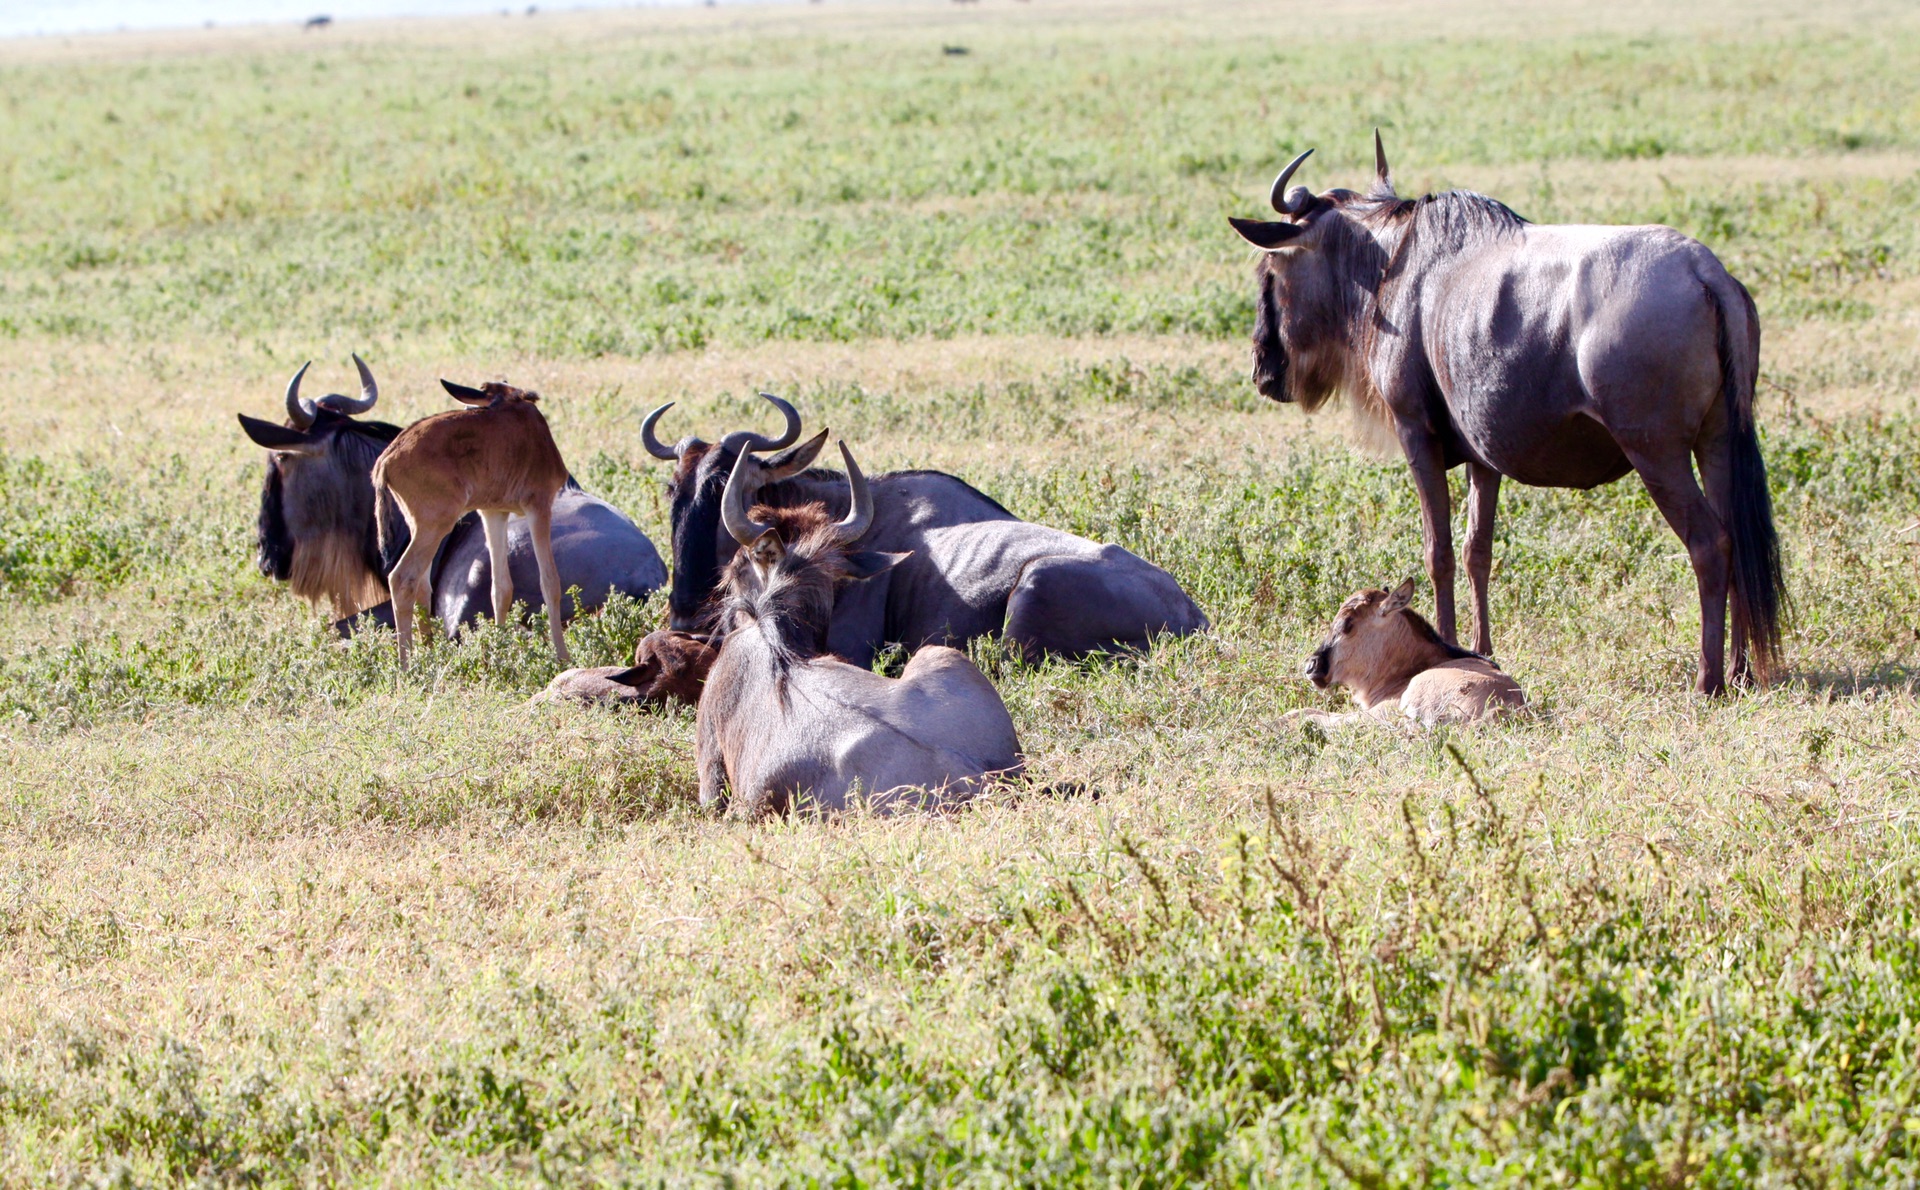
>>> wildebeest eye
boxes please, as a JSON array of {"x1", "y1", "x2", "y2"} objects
[{"x1": 1336, "y1": 618, "x2": 1351, "y2": 635}]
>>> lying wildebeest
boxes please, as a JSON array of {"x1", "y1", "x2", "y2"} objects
[
  {"x1": 643, "y1": 395, "x2": 1206, "y2": 667},
  {"x1": 697, "y1": 441, "x2": 1024, "y2": 818},
  {"x1": 375, "y1": 379, "x2": 577, "y2": 665},
  {"x1": 236, "y1": 359, "x2": 664, "y2": 636},
  {"x1": 1286, "y1": 579, "x2": 1525, "y2": 728},
  {"x1": 531, "y1": 629, "x2": 716, "y2": 707},
  {"x1": 1229, "y1": 133, "x2": 1785, "y2": 695}
]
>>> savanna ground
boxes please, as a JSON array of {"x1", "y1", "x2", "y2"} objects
[{"x1": 1, "y1": 0, "x2": 1918, "y2": 1181}]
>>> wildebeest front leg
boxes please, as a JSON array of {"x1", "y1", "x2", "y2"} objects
[
  {"x1": 1464, "y1": 462, "x2": 1501, "y2": 656},
  {"x1": 1399, "y1": 430, "x2": 1459, "y2": 645},
  {"x1": 478, "y1": 509, "x2": 513, "y2": 625}
]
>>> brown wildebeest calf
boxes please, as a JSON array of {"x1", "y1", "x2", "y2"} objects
[
  {"x1": 531, "y1": 629, "x2": 717, "y2": 708},
  {"x1": 373, "y1": 380, "x2": 570, "y2": 666},
  {"x1": 1286, "y1": 579, "x2": 1525, "y2": 729}
]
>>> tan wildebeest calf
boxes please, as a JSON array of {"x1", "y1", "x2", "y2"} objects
[
  {"x1": 1287, "y1": 579, "x2": 1525, "y2": 729},
  {"x1": 373, "y1": 380, "x2": 570, "y2": 666}
]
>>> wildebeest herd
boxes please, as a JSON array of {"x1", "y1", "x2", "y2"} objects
[{"x1": 238, "y1": 135, "x2": 1787, "y2": 815}]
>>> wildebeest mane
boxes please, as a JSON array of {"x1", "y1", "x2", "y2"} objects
[
  {"x1": 1372, "y1": 189, "x2": 1528, "y2": 283},
  {"x1": 719, "y1": 509, "x2": 854, "y2": 704}
]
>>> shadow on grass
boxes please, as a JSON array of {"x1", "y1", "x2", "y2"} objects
[{"x1": 1777, "y1": 662, "x2": 1918, "y2": 698}]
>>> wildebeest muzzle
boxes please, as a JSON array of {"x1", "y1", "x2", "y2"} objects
[{"x1": 1304, "y1": 646, "x2": 1332, "y2": 688}]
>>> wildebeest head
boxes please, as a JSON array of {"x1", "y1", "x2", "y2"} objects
[
  {"x1": 440, "y1": 378, "x2": 542, "y2": 407},
  {"x1": 615, "y1": 628, "x2": 719, "y2": 705},
  {"x1": 1228, "y1": 134, "x2": 1405, "y2": 410},
  {"x1": 236, "y1": 356, "x2": 401, "y2": 619},
  {"x1": 640, "y1": 393, "x2": 830, "y2": 633},
  {"x1": 715, "y1": 440, "x2": 905, "y2": 660},
  {"x1": 1305, "y1": 578, "x2": 1478, "y2": 693}
]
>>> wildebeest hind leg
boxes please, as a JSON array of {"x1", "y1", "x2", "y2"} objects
[
  {"x1": 1464, "y1": 462, "x2": 1502, "y2": 657},
  {"x1": 1627, "y1": 445, "x2": 1731, "y2": 696},
  {"x1": 527, "y1": 498, "x2": 570, "y2": 664},
  {"x1": 389, "y1": 512, "x2": 457, "y2": 669}
]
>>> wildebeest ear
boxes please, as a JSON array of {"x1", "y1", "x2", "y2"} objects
[
  {"x1": 441, "y1": 379, "x2": 492, "y2": 405},
  {"x1": 760, "y1": 429, "x2": 830, "y2": 481},
  {"x1": 843, "y1": 550, "x2": 911, "y2": 582},
  {"x1": 1228, "y1": 216, "x2": 1307, "y2": 251},
  {"x1": 606, "y1": 659, "x2": 660, "y2": 689},
  {"x1": 748, "y1": 529, "x2": 786, "y2": 568},
  {"x1": 1381, "y1": 578, "x2": 1417, "y2": 615},
  {"x1": 237, "y1": 413, "x2": 323, "y2": 454}
]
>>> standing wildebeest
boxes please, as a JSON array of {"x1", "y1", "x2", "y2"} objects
[
  {"x1": 643, "y1": 395, "x2": 1206, "y2": 667},
  {"x1": 697, "y1": 440, "x2": 1024, "y2": 818},
  {"x1": 374, "y1": 379, "x2": 575, "y2": 665},
  {"x1": 238, "y1": 359, "x2": 665, "y2": 635},
  {"x1": 1287, "y1": 579, "x2": 1525, "y2": 728},
  {"x1": 1229, "y1": 134, "x2": 1786, "y2": 694}
]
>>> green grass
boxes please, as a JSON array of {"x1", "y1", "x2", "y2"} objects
[
  {"x1": 4, "y1": 6, "x2": 1920, "y2": 356},
  {"x1": 2, "y1": 0, "x2": 1919, "y2": 1183}
]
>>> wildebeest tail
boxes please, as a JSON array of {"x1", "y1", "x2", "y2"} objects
[
  {"x1": 373, "y1": 475, "x2": 408, "y2": 580},
  {"x1": 1708, "y1": 279, "x2": 1787, "y2": 679}
]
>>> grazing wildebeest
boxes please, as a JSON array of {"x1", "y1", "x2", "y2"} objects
[
  {"x1": 643, "y1": 395, "x2": 1206, "y2": 668},
  {"x1": 238, "y1": 360, "x2": 665, "y2": 635},
  {"x1": 1286, "y1": 579, "x2": 1525, "y2": 729},
  {"x1": 1229, "y1": 133, "x2": 1786, "y2": 694},
  {"x1": 697, "y1": 441, "x2": 1024, "y2": 818},
  {"x1": 373, "y1": 379, "x2": 578, "y2": 665},
  {"x1": 531, "y1": 629, "x2": 716, "y2": 708}
]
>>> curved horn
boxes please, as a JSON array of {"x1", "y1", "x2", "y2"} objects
[
  {"x1": 1269, "y1": 148, "x2": 1315, "y2": 215},
  {"x1": 640, "y1": 402, "x2": 679, "y2": 461},
  {"x1": 1373, "y1": 128, "x2": 1393, "y2": 191},
  {"x1": 828, "y1": 442, "x2": 872, "y2": 546},
  {"x1": 720, "y1": 447, "x2": 775, "y2": 548},
  {"x1": 284, "y1": 360, "x2": 316, "y2": 429},
  {"x1": 740, "y1": 392, "x2": 802, "y2": 453},
  {"x1": 320, "y1": 353, "x2": 379, "y2": 415}
]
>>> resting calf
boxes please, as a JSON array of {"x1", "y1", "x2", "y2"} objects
[
  {"x1": 532, "y1": 629, "x2": 716, "y2": 708},
  {"x1": 1287, "y1": 579, "x2": 1525, "y2": 728}
]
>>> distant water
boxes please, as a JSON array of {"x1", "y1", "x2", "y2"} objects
[{"x1": 0, "y1": 0, "x2": 721, "y2": 40}]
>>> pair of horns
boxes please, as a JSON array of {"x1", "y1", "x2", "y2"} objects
[
  {"x1": 285, "y1": 354, "x2": 378, "y2": 429},
  {"x1": 722, "y1": 438, "x2": 872, "y2": 551},
  {"x1": 1266, "y1": 130, "x2": 1392, "y2": 216},
  {"x1": 640, "y1": 392, "x2": 801, "y2": 461}
]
